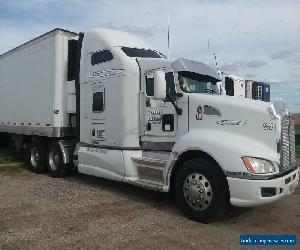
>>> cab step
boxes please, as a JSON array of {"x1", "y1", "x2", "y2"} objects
[
  {"x1": 125, "y1": 177, "x2": 164, "y2": 191},
  {"x1": 131, "y1": 157, "x2": 167, "y2": 186},
  {"x1": 131, "y1": 157, "x2": 166, "y2": 168}
]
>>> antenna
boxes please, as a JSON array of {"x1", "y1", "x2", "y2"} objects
[
  {"x1": 167, "y1": 14, "x2": 170, "y2": 59},
  {"x1": 207, "y1": 35, "x2": 211, "y2": 65},
  {"x1": 214, "y1": 52, "x2": 222, "y2": 78},
  {"x1": 213, "y1": 52, "x2": 218, "y2": 72}
]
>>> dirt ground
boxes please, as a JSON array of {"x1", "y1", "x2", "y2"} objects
[
  {"x1": 293, "y1": 113, "x2": 300, "y2": 125},
  {"x1": 0, "y1": 147, "x2": 299, "y2": 250}
]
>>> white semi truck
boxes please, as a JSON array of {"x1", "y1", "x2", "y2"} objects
[{"x1": 0, "y1": 28, "x2": 298, "y2": 223}]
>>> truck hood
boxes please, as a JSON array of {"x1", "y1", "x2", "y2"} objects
[{"x1": 187, "y1": 94, "x2": 280, "y2": 155}]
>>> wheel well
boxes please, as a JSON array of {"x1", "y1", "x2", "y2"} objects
[{"x1": 169, "y1": 150, "x2": 228, "y2": 194}]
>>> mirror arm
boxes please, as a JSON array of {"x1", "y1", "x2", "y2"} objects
[{"x1": 166, "y1": 93, "x2": 182, "y2": 115}]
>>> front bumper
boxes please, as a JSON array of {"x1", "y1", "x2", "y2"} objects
[{"x1": 227, "y1": 168, "x2": 299, "y2": 207}]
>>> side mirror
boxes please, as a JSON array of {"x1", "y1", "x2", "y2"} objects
[{"x1": 153, "y1": 71, "x2": 166, "y2": 100}]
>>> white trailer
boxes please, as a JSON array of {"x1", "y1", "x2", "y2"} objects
[
  {"x1": 221, "y1": 73, "x2": 245, "y2": 97},
  {"x1": 245, "y1": 80, "x2": 254, "y2": 99},
  {"x1": 0, "y1": 29, "x2": 77, "y2": 138},
  {"x1": 0, "y1": 28, "x2": 298, "y2": 223}
]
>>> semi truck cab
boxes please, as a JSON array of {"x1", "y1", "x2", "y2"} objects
[{"x1": 75, "y1": 29, "x2": 298, "y2": 222}]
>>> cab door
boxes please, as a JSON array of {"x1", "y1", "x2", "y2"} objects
[{"x1": 137, "y1": 58, "x2": 178, "y2": 150}]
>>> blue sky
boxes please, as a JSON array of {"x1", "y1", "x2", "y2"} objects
[{"x1": 0, "y1": 0, "x2": 299, "y2": 112}]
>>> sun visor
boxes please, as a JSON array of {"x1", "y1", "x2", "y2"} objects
[{"x1": 172, "y1": 58, "x2": 221, "y2": 81}]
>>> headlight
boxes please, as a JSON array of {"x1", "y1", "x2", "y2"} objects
[{"x1": 242, "y1": 157, "x2": 276, "y2": 174}]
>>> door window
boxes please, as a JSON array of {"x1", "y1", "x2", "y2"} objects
[
  {"x1": 165, "y1": 72, "x2": 176, "y2": 102},
  {"x1": 145, "y1": 71, "x2": 176, "y2": 101},
  {"x1": 145, "y1": 76, "x2": 154, "y2": 96}
]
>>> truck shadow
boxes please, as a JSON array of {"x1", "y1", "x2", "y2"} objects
[
  {"x1": 68, "y1": 171, "x2": 181, "y2": 216},
  {"x1": 66, "y1": 170, "x2": 255, "y2": 222}
]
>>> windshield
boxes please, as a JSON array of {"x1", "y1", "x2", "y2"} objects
[
  {"x1": 178, "y1": 71, "x2": 219, "y2": 94},
  {"x1": 121, "y1": 47, "x2": 165, "y2": 58}
]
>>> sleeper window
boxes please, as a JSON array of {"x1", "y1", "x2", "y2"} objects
[
  {"x1": 91, "y1": 50, "x2": 113, "y2": 65},
  {"x1": 93, "y1": 92, "x2": 104, "y2": 112}
]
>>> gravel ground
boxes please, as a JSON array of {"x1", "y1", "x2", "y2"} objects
[{"x1": 0, "y1": 147, "x2": 299, "y2": 250}]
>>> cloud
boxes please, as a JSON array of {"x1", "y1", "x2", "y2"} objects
[
  {"x1": 287, "y1": 57, "x2": 300, "y2": 65},
  {"x1": 101, "y1": 22, "x2": 164, "y2": 37},
  {"x1": 271, "y1": 97, "x2": 284, "y2": 102},
  {"x1": 220, "y1": 60, "x2": 268, "y2": 71},
  {"x1": 268, "y1": 78, "x2": 286, "y2": 84},
  {"x1": 270, "y1": 50, "x2": 295, "y2": 59},
  {"x1": 0, "y1": 0, "x2": 300, "y2": 111},
  {"x1": 244, "y1": 60, "x2": 268, "y2": 68},
  {"x1": 245, "y1": 73, "x2": 256, "y2": 78},
  {"x1": 238, "y1": 30, "x2": 262, "y2": 35}
]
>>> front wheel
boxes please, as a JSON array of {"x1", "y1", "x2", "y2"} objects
[{"x1": 174, "y1": 158, "x2": 229, "y2": 223}]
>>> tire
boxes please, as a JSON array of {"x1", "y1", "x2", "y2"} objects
[
  {"x1": 174, "y1": 158, "x2": 229, "y2": 223},
  {"x1": 25, "y1": 139, "x2": 47, "y2": 173},
  {"x1": 0, "y1": 133, "x2": 11, "y2": 147},
  {"x1": 47, "y1": 142, "x2": 68, "y2": 178}
]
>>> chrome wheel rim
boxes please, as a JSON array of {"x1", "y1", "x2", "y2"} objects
[
  {"x1": 49, "y1": 148, "x2": 60, "y2": 171},
  {"x1": 183, "y1": 173, "x2": 213, "y2": 210},
  {"x1": 30, "y1": 146, "x2": 40, "y2": 168}
]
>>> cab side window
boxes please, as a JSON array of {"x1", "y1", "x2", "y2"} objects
[{"x1": 91, "y1": 50, "x2": 113, "y2": 65}]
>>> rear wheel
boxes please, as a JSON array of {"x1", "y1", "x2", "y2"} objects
[
  {"x1": 174, "y1": 158, "x2": 229, "y2": 223},
  {"x1": 25, "y1": 139, "x2": 47, "y2": 173},
  {"x1": 47, "y1": 142, "x2": 68, "y2": 178}
]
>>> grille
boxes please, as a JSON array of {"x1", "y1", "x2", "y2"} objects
[{"x1": 280, "y1": 115, "x2": 296, "y2": 173}]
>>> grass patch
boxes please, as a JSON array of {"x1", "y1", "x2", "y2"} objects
[
  {"x1": 295, "y1": 125, "x2": 300, "y2": 146},
  {"x1": 0, "y1": 163, "x2": 23, "y2": 173},
  {"x1": 295, "y1": 124, "x2": 300, "y2": 134},
  {"x1": 296, "y1": 144, "x2": 300, "y2": 163},
  {"x1": 0, "y1": 147, "x2": 18, "y2": 160},
  {"x1": 0, "y1": 147, "x2": 24, "y2": 174},
  {"x1": 296, "y1": 135, "x2": 300, "y2": 146}
]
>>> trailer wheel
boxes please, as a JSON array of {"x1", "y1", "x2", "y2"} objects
[
  {"x1": 174, "y1": 158, "x2": 229, "y2": 223},
  {"x1": 47, "y1": 142, "x2": 68, "y2": 178},
  {"x1": 25, "y1": 139, "x2": 47, "y2": 173}
]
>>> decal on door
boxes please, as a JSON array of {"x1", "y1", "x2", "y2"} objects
[
  {"x1": 196, "y1": 106, "x2": 204, "y2": 120},
  {"x1": 147, "y1": 110, "x2": 162, "y2": 122},
  {"x1": 86, "y1": 147, "x2": 107, "y2": 154},
  {"x1": 88, "y1": 69, "x2": 125, "y2": 78},
  {"x1": 216, "y1": 120, "x2": 247, "y2": 126},
  {"x1": 203, "y1": 105, "x2": 221, "y2": 116}
]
